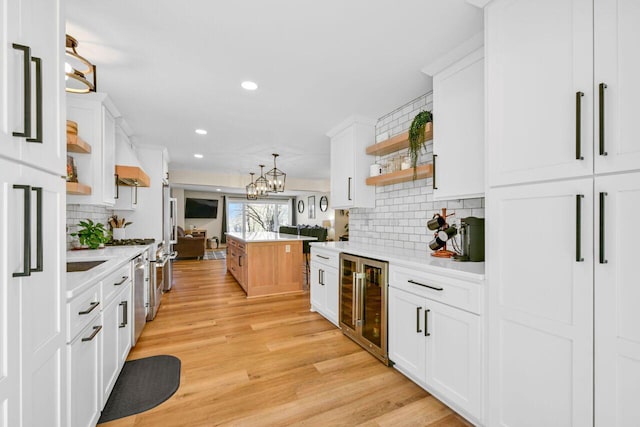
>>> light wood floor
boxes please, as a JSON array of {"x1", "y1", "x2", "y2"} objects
[{"x1": 101, "y1": 259, "x2": 473, "y2": 427}]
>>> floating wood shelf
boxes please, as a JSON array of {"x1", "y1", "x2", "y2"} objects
[
  {"x1": 66, "y1": 182, "x2": 92, "y2": 195},
  {"x1": 366, "y1": 164, "x2": 433, "y2": 186},
  {"x1": 66, "y1": 134, "x2": 92, "y2": 154},
  {"x1": 115, "y1": 165, "x2": 151, "y2": 187},
  {"x1": 366, "y1": 123, "x2": 433, "y2": 157}
]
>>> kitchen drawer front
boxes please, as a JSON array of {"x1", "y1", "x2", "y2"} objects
[
  {"x1": 102, "y1": 263, "x2": 132, "y2": 306},
  {"x1": 389, "y1": 265, "x2": 482, "y2": 314},
  {"x1": 310, "y1": 248, "x2": 339, "y2": 268},
  {"x1": 67, "y1": 282, "x2": 102, "y2": 343}
]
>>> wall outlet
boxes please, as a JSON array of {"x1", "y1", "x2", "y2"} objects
[{"x1": 285, "y1": 244, "x2": 290, "y2": 253}]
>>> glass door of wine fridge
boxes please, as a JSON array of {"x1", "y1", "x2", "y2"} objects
[{"x1": 339, "y1": 253, "x2": 388, "y2": 364}]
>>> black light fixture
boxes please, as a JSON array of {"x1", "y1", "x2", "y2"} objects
[
  {"x1": 254, "y1": 165, "x2": 270, "y2": 198},
  {"x1": 245, "y1": 172, "x2": 258, "y2": 200},
  {"x1": 266, "y1": 153, "x2": 286, "y2": 193},
  {"x1": 65, "y1": 35, "x2": 97, "y2": 94}
]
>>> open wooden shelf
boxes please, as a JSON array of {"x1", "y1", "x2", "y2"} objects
[
  {"x1": 66, "y1": 134, "x2": 92, "y2": 154},
  {"x1": 366, "y1": 123, "x2": 433, "y2": 157},
  {"x1": 365, "y1": 164, "x2": 433, "y2": 186},
  {"x1": 66, "y1": 182, "x2": 92, "y2": 195},
  {"x1": 115, "y1": 165, "x2": 151, "y2": 187}
]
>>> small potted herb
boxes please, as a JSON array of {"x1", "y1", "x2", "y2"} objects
[
  {"x1": 71, "y1": 219, "x2": 111, "y2": 249},
  {"x1": 408, "y1": 110, "x2": 433, "y2": 178}
]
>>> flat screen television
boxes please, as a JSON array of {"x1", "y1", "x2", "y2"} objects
[{"x1": 185, "y1": 198, "x2": 218, "y2": 218}]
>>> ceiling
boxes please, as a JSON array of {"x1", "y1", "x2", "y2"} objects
[{"x1": 66, "y1": 0, "x2": 483, "y2": 184}]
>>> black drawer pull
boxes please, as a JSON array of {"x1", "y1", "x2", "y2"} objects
[
  {"x1": 599, "y1": 192, "x2": 608, "y2": 264},
  {"x1": 13, "y1": 185, "x2": 31, "y2": 277},
  {"x1": 26, "y1": 57, "x2": 42, "y2": 143},
  {"x1": 424, "y1": 309, "x2": 431, "y2": 337},
  {"x1": 408, "y1": 279, "x2": 443, "y2": 291},
  {"x1": 316, "y1": 255, "x2": 330, "y2": 260},
  {"x1": 82, "y1": 325, "x2": 102, "y2": 342},
  {"x1": 599, "y1": 83, "x2": 608, "y2": 156},
  {"x1": 12, "y1": 43, "x2": 31, "y2": 138},
  {"x1": 416, "y1": 307, "x2": 422, "y2": 333},
  {"x1": 114, "y1": 276, "x2": 128, "y2": 286},
  {"x1": 576, "y1": 194, "x2": 584, "y2": 262},
  {"x1": 575, "y1": 91, "x2": 584, "y2": 160},
  {"x1": 78, "y1": 301, "x2": 99, "y2": 315}
]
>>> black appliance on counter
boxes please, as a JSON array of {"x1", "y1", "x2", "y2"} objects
[{"x1": 453, "y1": 217, "x2": 485, "y2": 262}]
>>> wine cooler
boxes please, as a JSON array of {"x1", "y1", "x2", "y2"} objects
[{"x1": 339, "y1": 253, "x2": 389, "y2": 364}]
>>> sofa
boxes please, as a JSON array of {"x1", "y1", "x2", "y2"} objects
[{"x1": 174, "y1": 226, "x2": 206, "y2": 259}]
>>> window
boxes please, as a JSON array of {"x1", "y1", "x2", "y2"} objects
[{"x1": 227, "y1": 199, "x2": 291, "y2": 233}]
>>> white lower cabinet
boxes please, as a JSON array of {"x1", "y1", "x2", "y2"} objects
[
  {"x1": 117, "y1": 283, "x2": 133, "y2": 367},
  {"x1": 101, "y1": 295, "x2": 120, "y2": 406},
  {"x1": 309, "y1": 248, "x2": 340, "y2": 326},
  {"x1": 388, "y1": 286, "x2": 482, "y2": 424},
  {"x1": 68, "y1": 316, "x2": 101, "y2": 427}
]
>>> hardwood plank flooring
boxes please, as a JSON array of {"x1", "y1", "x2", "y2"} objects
[{"x1": 100, "y1": 259, "x2": 472, "y2": 427}]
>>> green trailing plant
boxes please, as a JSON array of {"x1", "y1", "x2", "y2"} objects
[
  {"x1": 408, "y1": 110, "x2": 433, "y2": 179},
  {"x1": 71, "y1": 219, "x2": 111, "y2": 249}
]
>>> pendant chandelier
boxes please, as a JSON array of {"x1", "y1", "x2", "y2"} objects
[
  {"x1": 65, "y1": 35, "x2": 97, "y2": 94},
  {"x1": 266, "y1": 153, "x2": 286, "y2": 193},
  {"x1": 254, "y1": 165, "x2": 270, "y2": 197},
  {"x1": 245, "y1": 172, "x2": 258, "y2": 200}
]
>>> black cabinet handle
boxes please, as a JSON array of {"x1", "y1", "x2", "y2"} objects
[
  {"x1": 575, "y1": 92, "x2": 584, "y2": 160},
  {"x1": 416, "y1": 306, "x2": 422, "y2": 333},
  {"x1": 347, "y1": 177, "x2": 352, "y2": 201},
  {"x1": 114, "y1": 276, "x2": 128, "y2": 286},
  {"x1": 316, "y1": 255, "x2": 329, "y2": 260},
  {"x1": 599, "y1": 192, "x2": 608, "y2": 264},
  {"x1": 239, "y1": 255, "x2": 242, "y2": 267},
  {"x1": 78, "y1": 301, "x2": 99, "y2": 315},
  {"x1": 119, "y1": 301, "x2": 128, "y2": 328},
  {"x1": 114, "y1": 174, "x2": 119, "y2": 199},
  {"x1": 11, "y1": 44, "x2": 31, "y2": 138},
  {"x1": 424, "y1": 309, "x2": 431, "y2": 337},
  {"x1": 81, "y1": 325, "x2": 102, "y2": 342},
  {"x1": 318, "y1": 268, "x2": 322, "y2": 285},
  {"x1": 599, "y1": 83, "x2": 608, "y2": 156},
  {"x1": 13, "y1": 185, "x2": 31, "y2": 277},
  {"x1": 26, "y1": 57, "x2": 42, "y2": 143},
  {"x1": 432, "y1": 154, "x2": 438, "y2": 190},
  {"x1": 31, "y1": 187, "x2": 43, "y2": 272},
  {"x1": 576, "y1": 194, "x2": 584, "y2": 262},
  {"x1": 408, "y1": 279, "x2": 443, "y2": 291}
]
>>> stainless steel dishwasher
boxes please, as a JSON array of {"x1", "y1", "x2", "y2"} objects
[{"x1": 132, "y1": 252, "x2": 148, "y2": 346}]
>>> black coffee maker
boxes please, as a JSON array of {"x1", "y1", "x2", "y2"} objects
[{"x1": 453, "y1": 217, "x2": 485, "y2": 262}]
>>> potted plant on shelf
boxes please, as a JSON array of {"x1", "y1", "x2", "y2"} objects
[
  {"x1": 408, "y1": 110, "x2": 433, "y2": 179},
  {"x1": 71, "y1": 219, "x2": 111, "y2": 249}
]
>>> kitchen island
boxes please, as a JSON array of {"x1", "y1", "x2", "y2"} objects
[{"x1": 226, "y1": 232, "x2": 316, "y2": 298}]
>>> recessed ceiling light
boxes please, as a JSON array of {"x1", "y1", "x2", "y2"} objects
[
  {"x1": 216, "y1": 189, "x2": 221, "y2": 192},
  {"x1": 241, "y1": 81, "x2": 258, "y2": 91},
  {"x1": 195, "y1": 129, "x2": 207, "y2": 135},
  {"x1": 194, "y1": 154, "x2": 204, "y2": 159}
]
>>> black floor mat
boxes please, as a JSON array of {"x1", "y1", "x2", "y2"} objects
[{"x1": 98, "y1": 355, "x2": 181, "y2": 424}]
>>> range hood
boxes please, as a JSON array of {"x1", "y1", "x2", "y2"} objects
[{"x1": 115, "y1": 134, "x2": 150, "y2": 187}]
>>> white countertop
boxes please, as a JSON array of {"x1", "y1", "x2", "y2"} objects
[
  {"x1": 310, "y1": 241, "x2": 485, "y2": 281},
  {"x1": 66, "y1": 245, "x2": 151, "y2": 300},
  {"x1": 226, "y1": 231, "x2": 318, "y2": 243}
]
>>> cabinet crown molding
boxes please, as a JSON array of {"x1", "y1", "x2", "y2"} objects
[
  {"x1": 421, "y1": 32, "x2": 484, "y2": 77},
  {"x1": 466, "y1": 0, "x2": 492, "y2": 8},
  {"x1": 326, "y1": 115, "x2": 376, "y2": 138}
]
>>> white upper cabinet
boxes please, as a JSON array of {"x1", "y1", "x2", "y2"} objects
[
  {"x1": 486, "y1": 0, "x2": 594, "y2": 186},
  {"x1": 429, "y1": 45, "x2": 484, "y2": 200},
  {"x1": 594, "y1": 0, "x2": 640, "y2": 174},
  {"x1": 0, "y1": 0, "x2": 64, "y2": 176},
  {"x1": 328, "y1": 116, "x2": 376, "y2": 209},
  {"x1": 67, "y1": 93, "x2": 119, "y2": 206}
]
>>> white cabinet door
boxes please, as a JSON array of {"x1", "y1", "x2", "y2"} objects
[
  {"x1": 68, "y1": 320, "x2": 101, "y2": 427},
  {"x1": 117, "y1": 283, "x2": 132, "y2": 367},
  {"x1": 102, "y1": 106, "x2": 116, "y2": 206},
  {"x1": 424, "y1": 298, "x2": 482, "y2": 422},
  {"x1": 595, "y1": 172, "x2": 640, "y2": 426},
  {"x1": 0, "y1": 0, "x2": 64, "y2": 176},
  {"x1": 323, "y1": 266, "x2": 339, "y2": 326},
  {"x1": 330, "y1": 128, "x2": 355, "y2": 208},
  {"x1": 18, "y1": 166, "x2": 66, "y2": 427},
  {"x1": 0, "y1": 160, "x2": 21, "y2": 427},
  {"x1": 388, "y1": 287, "x2": 426, "y2": 387},
  {"x1": 433, "y1": 48, "x2": 484, "y2": 200},
  {"x1": 486, "y1": 0, "x2": 593, "y2": 187},
  {"x1": 310, "y1": 261, "x2": 326, "y2": 314},
  {"x1": 101, "y1": 296, "x2": 120, "y2": 406},
  {"x1": 594, "y1": 0, "x2": 640, "y2": 174},
  {"x1": 487, "y1": 178, "x2": 594, "y2": 427},
  {"x1": 329, "y1": 118, "x2": 376, "y2": 209}
]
